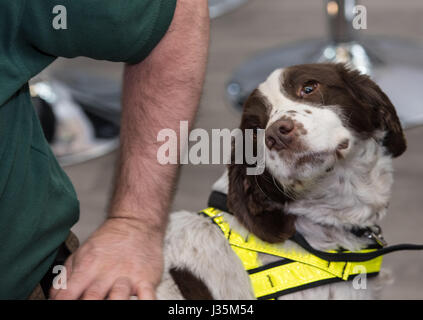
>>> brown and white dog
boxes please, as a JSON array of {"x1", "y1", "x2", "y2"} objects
[{"x1": 156, "y1": 63, "x2": 406, "y2": 300}]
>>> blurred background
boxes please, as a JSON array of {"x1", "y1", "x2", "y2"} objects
[{"x1": 35, "y1": 0, "x2": 423, "y2": 299}]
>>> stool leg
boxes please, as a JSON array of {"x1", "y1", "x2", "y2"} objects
[
  {"x1": 326, "y1": 0, "x2": 357, "y2": 44},
  {"x1": 226, "y1": 1, "x2": 423, "y2": 129}
]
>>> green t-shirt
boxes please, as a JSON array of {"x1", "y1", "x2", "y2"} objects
[{"x1": 0, "y1": 0, "x2": 176, "y2": 299}]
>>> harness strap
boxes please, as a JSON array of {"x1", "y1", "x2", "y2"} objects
[
  {"x1": 291, "y1": 232, "x2": 423, "y2": 262},
  {"x1": 248, "y1": 260, "x2": 380, "y2": 300},
  {"x1": 207, "y1": 190, "x2": 423, "y2": 262},
  {"x1": 200, "y1": 207, "x2": 383, "y2": 279},
  {"x1": 207, "y1": 190, "x2": 229, "y2": 212},
  {"x1": 200, "y1": 207, "x2": 383, "y2": 299},
  {"x1": 202, "y1": 191, "x2": 423, "y2": 299}
]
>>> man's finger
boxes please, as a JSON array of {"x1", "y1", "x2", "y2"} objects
[
  {"x1": 136, "y1": 283, "x2": 157, "y2": 300},
  {"x1": 81, "y1": 278, "x2": 114, "y2": 300},
  {"x1": 52, "y1": 268, "x2": 96, "y2": 300},
  {"x1": 107, "y1": 277, "x2": 132, "y2": 300}
]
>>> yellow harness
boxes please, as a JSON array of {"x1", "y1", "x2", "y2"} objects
[{"x1": 200, "y1": 207, "x2": 383, "y2": 300}]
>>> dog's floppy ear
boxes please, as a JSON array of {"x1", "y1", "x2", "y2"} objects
[
  {"x1": 227, "y1": 91, "x2": 296, "y2": 243},
  {"x1": 227, "y1": 164, "x2": 296, "y2": 243},
  {"x1": 337, "y1": 64, "x2": 406, "y2": 157},
  {"x1": 372, "y1": 88, "x2": 406, "y2": 157}
]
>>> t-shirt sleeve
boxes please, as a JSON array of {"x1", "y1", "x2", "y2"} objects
[{"x1": 21, "y1": 0, "x2": 176, "y2": 64}]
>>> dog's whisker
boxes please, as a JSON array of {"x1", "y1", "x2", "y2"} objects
[
  {"x1": 260, "y1": 173, "x2": 273, "y2": 183},
  {"x1": 317, "y1": 86, "x2": 325, "y2": 105},
  {"x1": 254, "y1": 175, "x2": 271, "y2": 200},
  {"x1": 272, "y1": 176, "x2": 297, "y2": 201}
]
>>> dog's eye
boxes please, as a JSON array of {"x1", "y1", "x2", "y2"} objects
[{"x1": 299, "y1": 81, "x2": 319, "y2": 97}]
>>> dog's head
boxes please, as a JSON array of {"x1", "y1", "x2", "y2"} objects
[{"x1": 227, "y1": 63, "x2": 406, "y2": 243}]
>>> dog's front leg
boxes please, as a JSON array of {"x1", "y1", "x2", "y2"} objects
[{"x1": 156, "y1": 211, "x2": 255, "y2": 300}]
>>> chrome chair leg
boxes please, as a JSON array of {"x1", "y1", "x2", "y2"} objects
[{"x1": 226, "y1": 0, "x2": 423, "y2": 129}]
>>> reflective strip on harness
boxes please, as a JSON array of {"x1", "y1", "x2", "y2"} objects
[{"x1": 200, "y1": 207, "x2": 383, "y2": 300}]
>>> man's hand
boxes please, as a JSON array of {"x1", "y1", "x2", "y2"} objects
[
  {"x1": 50, "y1": 217, "x2": 163, "y2": 299},
  {"x1": 50, "y1": 0, "x2": 210, "y2": 300}
]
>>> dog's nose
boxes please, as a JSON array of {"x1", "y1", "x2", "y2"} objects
[
  {"x1": 277, "y1": 118, "x2": 295, "y2": 134},
  {"x1": 265, "y1": 118, "x2": 295, "y2": 150}
]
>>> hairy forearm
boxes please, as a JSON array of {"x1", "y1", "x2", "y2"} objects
[{"x1": 109, "y1": 1, "x2": 210, "y2": 232}]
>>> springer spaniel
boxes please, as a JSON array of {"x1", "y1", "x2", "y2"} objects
[{"x1": 157, "y1": 63, "x2": 406, "y2": 300}]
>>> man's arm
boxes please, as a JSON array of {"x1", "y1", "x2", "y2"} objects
[{"x1": 51, "y1": 0, "x2": 210, "y2": 300}]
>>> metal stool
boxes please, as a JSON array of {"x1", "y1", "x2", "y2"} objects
[
  {"x1": 31, "y1": 75, "x2": 120, "y2": 167},
  {"x1": 226, "y1": 0, "x2": 423, "y2": 129}
]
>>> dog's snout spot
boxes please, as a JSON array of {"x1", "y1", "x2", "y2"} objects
[
  {"x1": 337, "y1": 139, "x2": 350, "y2": 150},
  {"x1": 296, "y1": 122, "x2": 307, "y2": 135},
  {"x1": 305, "y1": 110, "x2": 312, "y2": 114}
]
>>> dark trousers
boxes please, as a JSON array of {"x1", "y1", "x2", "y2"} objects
[{"x1": 27, "y1": 232, "x2": 79, "y2": 300}]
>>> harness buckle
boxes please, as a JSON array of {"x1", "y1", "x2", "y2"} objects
[{"x1": 365, "y1": 226, "x2": 387, "y2": 247}]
